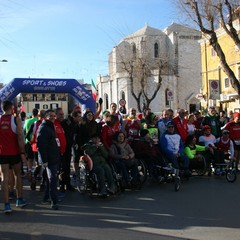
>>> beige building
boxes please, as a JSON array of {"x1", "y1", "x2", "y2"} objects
[
  {"x1": 97, "y1": 23, "x2": 202, "y2": 114},
  {"x1": 20, "y1": 93, "x2": 69, "y2": 117},
  {"x1": 199, "y1": 10, "x2": 240, "y2": 113}
]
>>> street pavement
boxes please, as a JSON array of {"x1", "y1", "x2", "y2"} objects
[{"x1": 0, "y1": 173, "x2": 240, "y2": 240}]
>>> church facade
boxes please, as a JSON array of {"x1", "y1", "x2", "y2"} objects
[{"x1": 96, "y1": 23, "x2": 202, "y2": 114}]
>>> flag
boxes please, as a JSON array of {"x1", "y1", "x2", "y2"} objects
[{"x1": 91, "y1": 79, "x2": 97, "y2": 101}]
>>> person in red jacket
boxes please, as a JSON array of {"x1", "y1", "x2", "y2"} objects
[
  {"x1": 55, "y1": 108, "x2": 75, "y2": 192},
  {"x1": 101, "y1": 114, "x2": 119, "y2": 150},
  {"x1": 173, "y1": 109, "x2": 188, "y2": 143},
  {"x1": 0, "y1": 100, "x2": 27, "y2": 213},
  {"x1": 122, "y1": 108, "x2": 141, "y2": 142},
  {"x1": 222, "y1": 112, "x2": 240, "y2": 171}
]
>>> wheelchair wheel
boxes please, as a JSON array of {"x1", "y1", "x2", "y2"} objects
[
  {"x1": 78, "y1": 162, "x2": 87, "y2": 193},
  {"x1": 226, "y1": 169, "x2": 237, "y2": 183},
  {"x1": 174, "y1": 176, "x2": 181, "y2": 192},
  {"x1": 137, "y1": 159, "x2": 148, "y2": 184},
  {"x1": 195, "y1": 155, "x2": 207, "y2": 176}
]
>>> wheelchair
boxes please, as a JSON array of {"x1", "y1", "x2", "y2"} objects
[
  {"x1": 110, "y1": 158, "x2": 148, "y2": 191},
  {"x1": 212, "y1": 157, "x2": 237, "y2": 183},
  {"x1": 155, "y1": 162, "x2": 181, "y2": 192},
  {"x1": 141, "y1": 154, "x2": 181, "y2": 192},
  {"x1": 77, "y1": 155, "x2": 121, "y2": 197},
  {"x1": 188, "y1": 154, "x2": 208, "y2": 176}
]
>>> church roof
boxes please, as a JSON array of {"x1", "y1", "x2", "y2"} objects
[
  {"x1": 124, "y1": 24, "x2": 165, "y2": 40},
  {"x1": 164, "y1": 22, "x2": 200, "y2": 35}
]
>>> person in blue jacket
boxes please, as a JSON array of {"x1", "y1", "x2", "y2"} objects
[
  {"x1": 160, "y1": 120, "x2": 191, "y2": 177},
  {"x1": 37, "y1": 110, "x2": 61, "y2": 210}
]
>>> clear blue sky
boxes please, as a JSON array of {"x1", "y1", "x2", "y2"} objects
[{"x1": 0, "y1": 0, "x2": 182, "y2": 85}]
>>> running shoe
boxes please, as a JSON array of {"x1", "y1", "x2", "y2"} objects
[
  {"x1": 51, "y1": 204, "x2": 59, "y2": 210},
  {"x1": 4, "y1": 203, "x2": 12, "y2": 214},
  {"x1": 16, "y1": 198, "x2": 27, "y2": 208}
]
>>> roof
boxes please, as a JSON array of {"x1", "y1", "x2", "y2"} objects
[
  {"x1": 164, "y1": 22, "x2": 201, "y2": 36},
  {"x1": 124, "y1": 24, "x2": 165, "y2": 40}
]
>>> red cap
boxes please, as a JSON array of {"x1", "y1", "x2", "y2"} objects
[
  {"x1": 137, "y1": 113, "x2": 143, "y2": 119},
  {"x1": 202, "y1": 125, "x2": 211, "y2": 131},
  {"x1": 233, "y1": 112, "x2": 240, "y2": 119},
  {"x1": 73, "y1": 106, "x2": 81, "y2": 111}
]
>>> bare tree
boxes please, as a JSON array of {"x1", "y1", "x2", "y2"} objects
[
  {"x1": 177, "y1": 0, "x2": 240, "y2": 95},
  {"x1": 120, "y1": 57, "x2": 168, "y2": 112}
]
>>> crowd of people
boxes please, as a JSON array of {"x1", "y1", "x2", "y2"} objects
[{"x1": 0, "y1": 99, "x2": 240, "y2": 214}]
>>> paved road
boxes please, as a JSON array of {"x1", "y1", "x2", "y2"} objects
[{"x1": 0, "y1": 174, "x2": 240, "y2": 240}]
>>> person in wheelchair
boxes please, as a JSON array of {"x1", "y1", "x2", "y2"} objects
[
  {"x1": 133, "y1": 129, "x2": 165, "y2": 181},
  {"x1": 82, "y1": 134, "x2": 116, "y2": 196},
  {"x1": 216, "y1": 130, "x2": 234, "y2": 159},
  {"x1": 184, "y1": 134, "x2": 211, "y2": 172},
  {"x1": 160, "y1": 121, "x2": 192, "y2": 178},
  {"x1": 198, "y1": 125, "x2": 226, "y2": 175},
  {"x1": 109, "y1": 131, "x2": 140, "y2": 189}
]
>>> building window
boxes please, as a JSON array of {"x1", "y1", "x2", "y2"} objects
[
  {"x1": 224, "y1": 78, "x2": 230, "y2": 88},
  {"x1": 165, "y1": 89, "x2": 170, "y2": 106},
  {"x1": 43, "y1": 104, "x2": 48, "y2": 110},
  {"x1": 154, "y1": 43, "x2": 159, "y2": 58},
  {"x1": 33, "y1": 94, "x2": 37, "y2": 101},
  {"x1": 132, "y1": 43, "x2": 136, "y2": 59},
  {"x1": 211, "y1": 47, "x2": 216, "y2": 57},
  {"x1": 121, "y1": 91, "x2": 125, "y2": 100},
  {"x1": 51, "y1": 94, "x2": 56, "y2": 100},
  {"x1": 104, "y1": 93, "x2": 109, "y2": 110},
  {"x1": 35, "y1": 103, "x2": 40, "y2": 109},
  {"x1": 50, "y1": 103, "x2": 58, "y2": 109}
]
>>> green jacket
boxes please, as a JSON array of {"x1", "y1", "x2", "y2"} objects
[
  {"x1": 184, "y1": 144, "x2": 206, "y2": 159},
  {"x1": 83, "y1": 142, "x2": 109, "y2": 167}
]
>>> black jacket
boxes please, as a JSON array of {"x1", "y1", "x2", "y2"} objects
[{"x1": 37, "y1": 120, "x2": 60, "y2": 166}]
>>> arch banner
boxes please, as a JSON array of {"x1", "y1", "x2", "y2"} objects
[{"x1": 0, "y1": 78, "x2": 96, "y2": 113}]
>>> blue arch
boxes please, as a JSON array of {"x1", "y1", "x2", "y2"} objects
[{"x1": 0, "y1": 78, "x2": 95, "y2": 113}]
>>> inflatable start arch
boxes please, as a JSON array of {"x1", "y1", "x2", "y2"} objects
[{"x1": 0, "y1": 78, "x2": 96, "y2": 113}]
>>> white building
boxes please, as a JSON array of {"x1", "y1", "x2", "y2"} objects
[{"x1": 97, "y1": 23, "x2": 202, "y2": 114}]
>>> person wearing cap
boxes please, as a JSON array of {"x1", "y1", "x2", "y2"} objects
[
  {"x1": 201, "y1": 106, "x2": 221, "y2": 138},
  {"x1": 173, "y1": 109, "x2": 188, "y2": 143},
  {"x1": 100, "y1": 110, "x2": 110, "y2": 126},
  {"x1": 101, "y1": 114, "x2": 119, "y2": 150},
  {"x1": 160, "y1": 121, "x2": 191, "y2": 177},
  {"x1": 122, "y1": 108, "x2": 141, "y2": 142},
  {"x1": 198, "y1": 125, "x2": 216, "y2": 150},
  {"x1": 216, "y1": 130, "x2": 234, "y2": 161},
  {"x1": 222, "y1": 112, "x2": 240, "y2": 171},
  {"x1": 198, "y1": 125, "x2": 227, "y2": 175}
]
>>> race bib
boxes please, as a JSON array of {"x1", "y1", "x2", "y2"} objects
[{"x1": 55, "y1": 138, "x2": 61, "y2": 147}]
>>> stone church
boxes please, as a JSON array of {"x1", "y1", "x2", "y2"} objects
[{"x1": 96, "y1": 23, "x2": 202, "y2": 114}]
